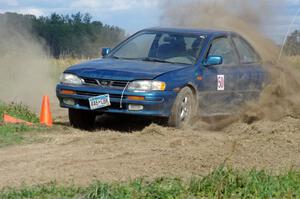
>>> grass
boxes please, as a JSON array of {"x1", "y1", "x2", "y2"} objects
[
  {"x1": 51, "y1": 57, "x2": 86, "y2": 69},
  {"x1": 0, "y1": 102, "x2": 39, "y2": 123},
  {"x1": 0, "y1": 166, "x2": 299, "y2": 199},
  {"x1": 288, "y1": 56, "x2": 300, "y2": 68},
  {"x1": 0, "y1": 102, "x2": 45, "y2": 147}
]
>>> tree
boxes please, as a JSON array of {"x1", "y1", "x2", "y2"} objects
[
  {"x1": 285, "y1": 30, "x2": 300, "y2": 56},
  {"x1": 0, "y1": 12, "x2": 125, "y2": 58}
]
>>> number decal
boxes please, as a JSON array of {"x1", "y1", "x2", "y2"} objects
[{"x1": 217, "y1": 75, "x2": 225, "y2": 91}]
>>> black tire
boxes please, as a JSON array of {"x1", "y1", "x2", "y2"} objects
[
  {"x1": 168, "y1": 87, "x2": 196, "y2": 128},
  {"x1": 69, "y1": 109, "x2": 96, "y2": 130}
]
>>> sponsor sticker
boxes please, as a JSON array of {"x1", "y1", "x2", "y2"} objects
[{"x1": 217, "y1": 75, "x2": 225, "y2": 91}]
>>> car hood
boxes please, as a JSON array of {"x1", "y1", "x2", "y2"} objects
[{"x1": 64, "y1": 58, "x2": 191, "y2": 81}]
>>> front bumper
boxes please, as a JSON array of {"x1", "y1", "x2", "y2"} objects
[{"x1": 56, "y1": 84, "x2": 177, "y2": 117}]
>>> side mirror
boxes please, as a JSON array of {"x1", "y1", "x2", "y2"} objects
[
  {"x1": 101, "y1": 48, "x2": 111, "y2": 57},
  {"x1": 203, "y1": 55, "x2": 223, "y2": 66}
]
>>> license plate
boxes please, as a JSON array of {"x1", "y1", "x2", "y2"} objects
[{"x1": 89, "y1": 94, "x2": 111, "y2": 110}]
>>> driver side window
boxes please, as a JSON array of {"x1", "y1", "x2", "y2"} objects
[
  {"x1": 114, "y1": 33, "x2": 156, "y2": 59},
  {"x1": 208, "y1": 37, "x2": 239, "y2": 65}
]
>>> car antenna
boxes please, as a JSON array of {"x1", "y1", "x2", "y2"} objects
[
  {"x1": 277, "y1": 5, "x2": 300, "y2": 63},
  {"x1": 276, "y1": 4, "x2": 300, "y2": 88}
]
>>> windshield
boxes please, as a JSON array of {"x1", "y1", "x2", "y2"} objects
[{"x1": 110, "y1": 32, "x2": 206, "y2": 65}]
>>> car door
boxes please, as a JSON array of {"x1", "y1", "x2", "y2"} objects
[
  {"x1": 197, "y1": 36, "x2": 243, "y2": 116},
  {"x1": 231, "y1": 35, "x2": 266, "y2": 102}
]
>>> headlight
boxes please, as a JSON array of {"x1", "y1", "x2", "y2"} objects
[
  {"x1": 60, "y1": 73, "x2": 82, "y2": 85},
  {"x1": 127, "y1": 80, "x2": 166, "y2": 92}
]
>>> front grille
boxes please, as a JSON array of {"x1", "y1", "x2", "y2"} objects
[
  {"x1": 76, "y1": 91, "x2": 122, "y2": 99},
  {"x1": 111, "y1": 81, "x2": 128, "y2": 88},
  {"x1": 81, "y1": 77, "x2": 129, "y2": 89},
  {"x1": 83, "y1": 78, "x2": 98, "y2": 85}
]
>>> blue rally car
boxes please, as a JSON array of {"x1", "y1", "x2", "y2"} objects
[{"x1": 56, "y1": 27, "x2": 266, "y2": 129}]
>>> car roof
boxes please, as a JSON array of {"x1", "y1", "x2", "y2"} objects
[{"x1": 142, "y1": 27, "x2": 233, "y2": 37}]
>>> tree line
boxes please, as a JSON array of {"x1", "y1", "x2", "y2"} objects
[
  {"x1": 1, "y1": 12, "x2": 299, "y2": 57},
  {"x1": 284, "y1": 30, "x2": 300, "y2": 56},
  {"x1": 0, "y1": 12, "x2": 125, "y2": 58}
]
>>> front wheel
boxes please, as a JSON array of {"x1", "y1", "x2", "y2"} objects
[
  {"x1": 69, "y1": 109, "x2": 96, "y2": 130},
  {"x1": 168, "y1": 87, "x2": 196, "y2": 128}
]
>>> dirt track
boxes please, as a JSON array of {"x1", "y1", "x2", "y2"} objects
[{"x1": 0, "y1": 114, "x2": 299, "y2": 189}]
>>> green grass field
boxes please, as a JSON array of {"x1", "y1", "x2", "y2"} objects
[
  {"x1": 0, "y1": 166, "x2": 299, "y2": 199},
  {"x1": 0, "y1": 102, "x2": 45, "y2": 147}
]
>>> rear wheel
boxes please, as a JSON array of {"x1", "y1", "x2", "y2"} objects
[
  {"x1": 168, "y1": 87, "x2": 196, "y2": 128},
  {"x1": 69, "y1": 109, "x2": 96, "y2": 130}
]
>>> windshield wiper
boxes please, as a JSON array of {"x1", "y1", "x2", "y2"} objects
[
  {"x1": 111, "y1": 56, "x2": 120, "y2": 59},
  {"x1": 111, "y1": 56, "x2": 141, "y2": 60},
  {"x1": 142, "y1": 57, "x2": 175, "y2": 64},
  {"x1": 111, "y1": 56, "x2": 178, "y2": 64}
]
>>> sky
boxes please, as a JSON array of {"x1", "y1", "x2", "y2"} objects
[{"x1": 0, "y1": 0, "x2": 299, "y2": 44}]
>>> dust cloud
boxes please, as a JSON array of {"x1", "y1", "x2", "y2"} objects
[
  {"x1": 161, "y1": 0, "x2": 300, "y2": 124},
  {"x1": 0, "y1": 15, "x2": 55, "y2": 113}
]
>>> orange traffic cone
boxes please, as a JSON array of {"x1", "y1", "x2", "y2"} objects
[
  {"x1": 3, "y1": 114, "x2": 33, "y2": 125},
  {"x1": 40, "y1": 96, "x2": 53, "y2": 127}
]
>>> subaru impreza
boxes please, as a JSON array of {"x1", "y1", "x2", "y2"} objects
[{"x1": 56, "y1": 27, "x2": 266, "y2": 129}]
